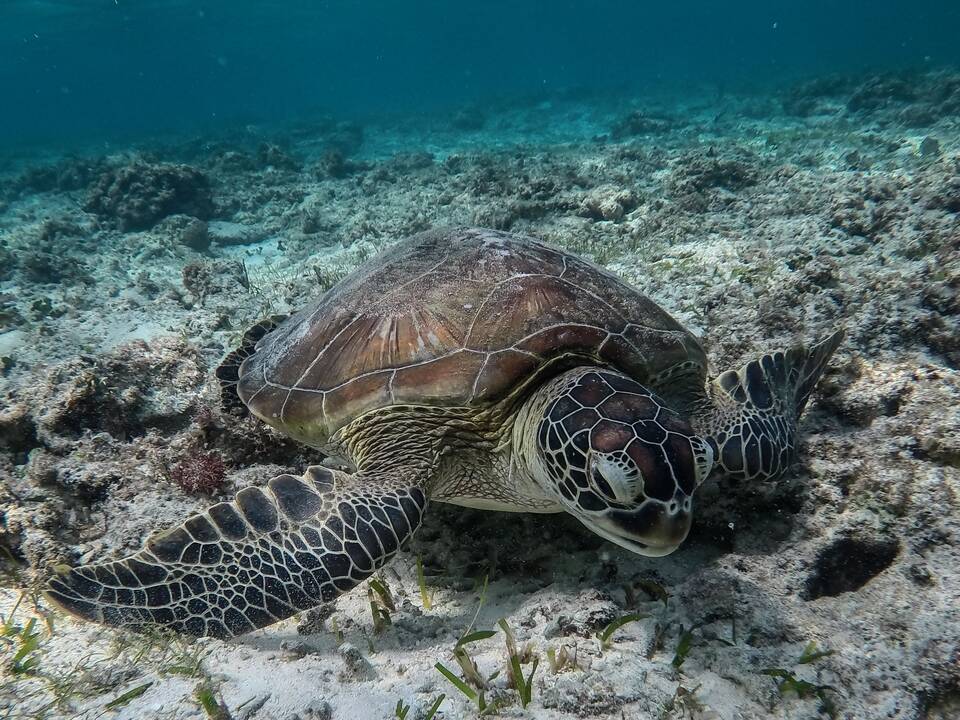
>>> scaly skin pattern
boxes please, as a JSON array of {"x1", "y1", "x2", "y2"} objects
[
  {"x1": 46, "y1": 464, "x2": 427, "y2": 639},
  {"x1": 514, "y1": 367, "x2": 714, "y2": 555},
  {"x1": 231, "y1": 228, "x2": 709, "y2": 447},
  {"x1": 693, "y1": 330, "x2": 845, "y2": 482}
]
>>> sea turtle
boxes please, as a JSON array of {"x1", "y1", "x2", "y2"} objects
[{"x1": 46, "y1": 227, "x2": 843, "y2": 639}]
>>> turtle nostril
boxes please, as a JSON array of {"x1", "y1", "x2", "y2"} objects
[{"x1": 668, "y1": 500, "x2": 679, "y2": 515}]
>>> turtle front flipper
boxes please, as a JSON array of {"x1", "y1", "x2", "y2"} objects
[
  {"x1": 696, "y1": 330, "x2": 844, "y2": 482},
  {"x1": 215, "y1": 315, "x2": 288, "y2": 416},
  {"x1": 45, "y1": 466, "x2": 427, "y2": 638}
]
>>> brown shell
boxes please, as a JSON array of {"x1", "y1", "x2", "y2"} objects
[{"x1": 237, "y1": 228, "x2": 706, "y2": 441}]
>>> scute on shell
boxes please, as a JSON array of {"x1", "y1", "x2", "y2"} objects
[{"x1": 236, "y1": 228, "x2": 706, "y2": 442}]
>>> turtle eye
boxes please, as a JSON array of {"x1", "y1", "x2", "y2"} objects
[{"x1": 590, "y1": 453, "x2": 643, "y2": 503}]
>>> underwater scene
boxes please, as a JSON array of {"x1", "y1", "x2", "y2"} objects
[{"x1": 1, "y1": 1, "x2": 959, "y2": 718}]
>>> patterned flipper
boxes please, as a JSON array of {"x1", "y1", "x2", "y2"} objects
[
  {"x1": 214, "y1": 315, "x2": 287, "y2": 416},
  {"x1": 45, "y1": 466, "x2": 426, "y2": 638},
  {"x1": 703, "y1": 329, "x2": 844, "y2": 481}
]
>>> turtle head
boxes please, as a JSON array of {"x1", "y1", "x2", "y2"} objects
[{"x1": 520, "y1": 368, "x2": 714, "y2": 557}]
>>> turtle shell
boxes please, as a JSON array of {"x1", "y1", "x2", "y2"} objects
[{"x1": 237, "y1": 227, "x2": 707, "y2": 443}]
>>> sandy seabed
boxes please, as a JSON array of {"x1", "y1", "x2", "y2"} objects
[{"x1": 1, "y1": 72, "x2": 959, "y2": 719}]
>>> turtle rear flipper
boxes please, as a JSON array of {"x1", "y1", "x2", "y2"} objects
[
  {"x1": 45, "y1": 465, "x2": 427, "y2": 638},
  {"x1": 215, "y1": 315, "x2": 287, "y2": 416},
  {"x1": 699, "y1": 330, "x2": 844, "y2": 482}
]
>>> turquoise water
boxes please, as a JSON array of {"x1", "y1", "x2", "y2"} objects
[
  {"x1": 3, "y1": 0, "x2": 959, "y2": 148},
  {"x1": 3, "y1": 2, "x2": 960, "y2": 718}
]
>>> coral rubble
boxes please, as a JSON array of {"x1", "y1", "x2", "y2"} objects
[{"x1": 0, "y1": 68, "x2": 958, "y2": 720}]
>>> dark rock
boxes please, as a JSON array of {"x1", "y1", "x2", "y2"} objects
[
  {"x1": 14, "y1": 157, "x2": 105, "y2": 195},
  {"x1": 181, "y1": 259, "x2": 248, "y2": 301},
  {"x1": 674, "y1": 191, "x2": 709, "y2": 214},
  {"x1": 317, "y1": 149, "x2": 351, "y2": 179},
  {"x1": 908, "y1": 563, "x2": 934, "y2": 586},
  {"x1": 0, "y1": 400, "x2": 37, "y2": 461},
  {"x1": 324, "y1": 120, "x2": 364, "y2": 155},
  {"x1": 517, "y1": 176, "x2": 562, "y2": 201},
  {"x1": 830, "y1": 193, "x2": 893, "y2": 238},
  {"x1": 920, "y1": 137, "x2": 942, "y2": 159},
  {"x1": 922, "y1": 272, "x2": 960, "y2": 317},
  {"x1": 899, "y1": 103, "x2": 941, "y2": 128},
  {"x1": 472, "y1": 204, "x2": 516, "y2": 230},
  {"x1": 296, "y1": 604, "x2": 335, "y2": 635},
  {"x1": 85, "y1": 161, "x2": 214, "y2": 231},
  {"x1": 927, "y1": 176, "x2": 960, "y2": 213},
  {"x1": 19, "y1": 249, "x2": 90, "y2": 285},
  {"x1": 386, "y1": 151, "x2": 435, "y2": 173},
  {"x1": 611, "y1": 111, "x2": 672, "y2": 139},
  {"x1": 180, "y1": 218, "x2": 210, "y2": 251},
  {"x1": 337, "y1": 643, "x2": 376, "y2": 681},
  {"x1": 0, "y1": 246, "x2": 15, "y2": 282},
  {"x1": 844, "y1": 150, "x2": 872, "y2": 171},
  {"x1": 0, "y1": 294, "x2": 23, "y2": 330},
  {"x1": 919, "y1": 313, "x2": 960, "y2": 368},
  {"x1": 206, "y1": 221, "x2": 263, "y2": 247},
  {"x1": 211, "y1": 150, "x2": 257, "y2": 174},
  {"x1": 542, "y1": 589, "x2": 620, "y2": 638},
  {"x1": 782, "y1": 75, "x2": 855, "y2": 116},
  {"x1": 669, "y1": 152, "x2": 758, "y2": 194},
  {"x1": 847, "y1": 75, "x2": 916, "y2": 112},
  {"x1": 578, "y1": 186, "x2": 638, "y2": 221}
]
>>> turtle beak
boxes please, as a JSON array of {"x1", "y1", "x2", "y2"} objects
[{"x1": 581, "y1": 494, "x2": 693, "y2": 557}]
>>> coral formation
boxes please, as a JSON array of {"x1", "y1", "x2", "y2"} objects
[
  {"x1": 31, "y1": 338, "x2": 205, "y2": 446},
  {"x1": 668, "y1": 150, "x2": 759, "y2": 194},
  {"x1": 9, "y1": 156, "x2": 106, "y2": 196},
  {"x1": 84, "y1": 160, "x2": 215, "y2": 231},
  {"x1": 784, "y1": 69, "x2": 960, "y2": 128},
  {"x1": 610, "y1": 110, "x2": 672, "y2": 138},
  {"x1": 0, "y1": 67, "x2": 958, "y2": 720},
  {"x1": 577, "y1": 185, "x2": 638, "y2": 221},
  {"x1": 255, "y1": 142, "x2": 301, "y2": 172}
]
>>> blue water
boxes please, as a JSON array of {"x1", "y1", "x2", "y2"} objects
[{"x1": 2, "y1": 0, "x2": 959, "y2": 149}]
